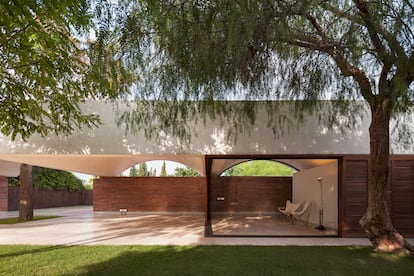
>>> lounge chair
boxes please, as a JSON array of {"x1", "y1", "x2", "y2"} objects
[
  {"x1": 277, "y1": 200, "x2": 301, "y2": 221},
  {"x1": 291, "y1": 201, "x2": 312, "y2": 226}
]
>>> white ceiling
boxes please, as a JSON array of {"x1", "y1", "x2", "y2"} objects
[{"x1": 0, "y1": 154, "x2": 337, "y2": 177}]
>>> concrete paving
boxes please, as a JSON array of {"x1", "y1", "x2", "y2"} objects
[{"x1": 1, "y1": 206, "x2": 412, "y2": 246}]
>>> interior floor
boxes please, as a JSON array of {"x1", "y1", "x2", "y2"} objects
[{"x1": 209, "y1": 214, "x2": 338, "y2": 236}]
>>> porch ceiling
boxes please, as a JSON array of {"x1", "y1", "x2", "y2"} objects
[
  {"x1": 0, "y1": 154, "x2": 206, "y2": 177},
  {"x1": 0, "y1": 154, "x2": 337, "y2": 178},
  {"x1": 209, "y1": 158, "x2": 338, "y2": 176}
]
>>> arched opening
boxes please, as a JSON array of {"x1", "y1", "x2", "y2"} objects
[
  {"x1": 123, "y1": 160, "x2": 201, "y2": 177},
  {"x1": 208, "y1": 157, "x2": 339, "y2": 237},
  {"x1": 220, "y1": 160, "x2": 297, "y2": 176}
]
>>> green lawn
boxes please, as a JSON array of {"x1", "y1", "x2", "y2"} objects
[
  {"x1": 0, "y1": 245, "x2": 413, "y2": 275},
  {"x1": 0, "y1": 216, "x2": 60, "y2": 224}
]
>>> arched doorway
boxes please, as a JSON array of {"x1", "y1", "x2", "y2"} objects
[{"x1": 206, "y1": 155, "x2": 339, "y2": 237}]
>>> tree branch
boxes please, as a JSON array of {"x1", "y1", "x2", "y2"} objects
[
  {"x1": 379, "y1": 63, "x2": 391, "y2": 96},
  {"x1": 280, "y1": 28, "x2": 375, "y2": 104},
  {"x1": 353, "y1": 0, "x2": 406, "y2": 62},
  {"x1": 321, "y1": 3, "x2": 363, "y2": 25},
  {"x1": 408, "y1": 53, "x2": 414, "y2": 83},
  {"x1": 329, "y1": 48, "x2": 374, "y2": 103},
  {"x1": 307, "y1": 14, "x2": 328, "y2": 41}
]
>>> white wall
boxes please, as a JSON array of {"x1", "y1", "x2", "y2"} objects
[
  {"x1": 0, "y1": 101, "x2": 374, "y2": 156},
  {"x1": 0, "y1": 100, "x2": 413, "y2": 177},
  {"x1": 292, "y1": 162, "x2": 338, "y2": 230}
]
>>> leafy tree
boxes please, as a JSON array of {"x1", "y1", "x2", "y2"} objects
[
  {"x1": 222, "y1": 161, "x2": 295, "y2": 176},
  {"x1": 1, "y1": 0, "x2": 132, "y2": 221},
  {"x1": 129, "y1": 165, "x2": 139, "y2": 176},
  {"x1": 7, "y1": 177, "x2": 20, "y2": 187},
  {"x1": 112, "y1": 1, "x2": 414, "y2": 254},
  {"x1": 32, "y1": 167, "x2": 85, "y2": 192},
  {"x1": 160, "y1": 161, "x2": 167, "y2": 176},
  {"x1": 222, "y1": 167, "x2": 242, "y2": 177},
  {"x1": 9, "y1": 167, "x2": 85, "y2": 192},
  {"x1": 174, "y1": 167, "x2": 200, "y2": 177},
  {"x1": 137, "y1": 163, "x2": 149, "y2": 176},
  {"x1": 151, "y1": 168, "x2": 157, "y2": 176},
  {"x1": 0, "y1": 0, "x2": 129, "y2": 140}
]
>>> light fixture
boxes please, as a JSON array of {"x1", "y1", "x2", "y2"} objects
[{"x1": 315, "y1": 177, "x2": 325, "y2": 230}]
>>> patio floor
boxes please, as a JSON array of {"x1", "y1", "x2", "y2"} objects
[{"x1": 2, "y1": 206, "x2": 410, "y2": 246}]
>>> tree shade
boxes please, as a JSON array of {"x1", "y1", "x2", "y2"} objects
[{"x1": 110, "y1": 0, "x2": 414, "y2": 254}]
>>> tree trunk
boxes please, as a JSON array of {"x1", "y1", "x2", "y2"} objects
[
  {"x1": 19, "y1": 164, "x2": 33, "y2": 222},
  {"x1": 360, "y1": 99, "x2": 413, "y2": 255}
]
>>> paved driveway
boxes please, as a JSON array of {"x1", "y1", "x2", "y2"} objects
[{"x1": 1, "y1": 206, "x2": 407, "y2": 246}]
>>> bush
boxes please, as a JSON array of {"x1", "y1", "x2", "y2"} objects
[{"x1": 8, "y1": 167, "x2": 85, "y2": 192}]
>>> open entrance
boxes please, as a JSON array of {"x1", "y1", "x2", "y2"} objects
[{"x1": 206, "y1": 156, "x2": 340, "y2": 237}]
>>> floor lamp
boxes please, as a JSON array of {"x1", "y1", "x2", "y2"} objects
[{"x1": 315, "y1": 177, "x2": 325, "y2": 230}]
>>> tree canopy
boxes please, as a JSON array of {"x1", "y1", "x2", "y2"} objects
[
  {"x1": 222, "y1": 160, "x2": 295, "y2": 177},
  {"x1": 8, "y1": 167, "x2": 85, "y2": 192},
  {"x1": 110, "y1": 0, "x2": 414, "y2": 254},
  {"x1": 114, "y1": 1, "x2": 412, "y2": 140},
  {"x1": 174, "y1": 167, "x2": 200, "y2": 177},
  {"x1": 0, "y1": 0, "x2": 131, "y2": 140},
  {"x1": 129, "y1": 165, "x2": 139, "y2": 176},
  {"x1": 160, "y1": 161, "x2": 167, "y2": 176}
]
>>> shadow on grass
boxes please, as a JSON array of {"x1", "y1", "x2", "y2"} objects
[
  {"x1": 0, "y1": 245, "x2": 72, "y2": 259},
  {"x1": 73, "y1": 246, "x2": 414, "y2": 276}
]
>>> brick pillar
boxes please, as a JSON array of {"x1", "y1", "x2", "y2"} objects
[{"x1": 0, "y1": 176, "x2": 8, "y2": 211}]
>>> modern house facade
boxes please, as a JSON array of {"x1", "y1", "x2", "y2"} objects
[{"x1": 0, "y1": 101, "x2": 413, "y2": 237}]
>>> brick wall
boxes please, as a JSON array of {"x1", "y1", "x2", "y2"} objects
[
  {"x1": 209, "y1": 176, "x2": 292, "y2": 215},
  {"x1": 0, "y1": 176, "x2": 7, "y2": 211},
  {"x1": 93, "y1": 177, "x2": 207, "y2": 213}
]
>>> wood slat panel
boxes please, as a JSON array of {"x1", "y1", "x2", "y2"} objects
[
  {"x1": 342, "y1": 157, "x2": 368, "y2": 237},
  {"x1": 391, "y1": 159, "x2": 414, "y2": 237}
]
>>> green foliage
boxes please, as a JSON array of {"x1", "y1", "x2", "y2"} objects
[
  {"x1": 128, "y1": 163, "x2": 157, "y2": 176},
  {"x1": 160, "y1": 161, "x2": 167, "y2": 176},
  {"x1": 174, "y1": 167, "x2": 200, "y2": 177},
  {"x1": 83, "y1": 183, "x2": 93, "y2": 190},
  {"x1": 112, "y1": 0, "x2": 414, "y2": 142},
  {"x1": 0, "y1": 0, "x2": 132, "y2": 140},
  {"x1": 8, "y1": 167, "x2": 85, "y2": 191},
  {"x1": 32, "y1": 167, "x2": 85, "y2": 191},
  {"x1": 129, "y1": 165, "x2": 139, "y2": 176},
  {"x1": 222, "y1": 160, "x2": 295, "y2": 176},
  {"x1": 137, "y1": 163, "x2": 150, "y2": 176},
  {"x1": 7, "y1": 177, "x2": 20, "y2": 187}
]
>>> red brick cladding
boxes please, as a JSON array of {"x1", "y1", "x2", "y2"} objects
[
  {"x1": 209, "y1": 176, "x2": 292, "y2": 215},
  {"x1": 0, "y1": 176, "x2": 8, "y2": 211},
  {"x1": 93, "y1": 177, "x2": 206, "y2": 212}
]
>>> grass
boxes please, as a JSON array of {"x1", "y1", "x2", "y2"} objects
[
  {"x1": 0, "y1": 216, "x2": 60, "y2": 224},
  {"x1": 0, "y1": 245, "x2": 413, "y2": 275}
]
